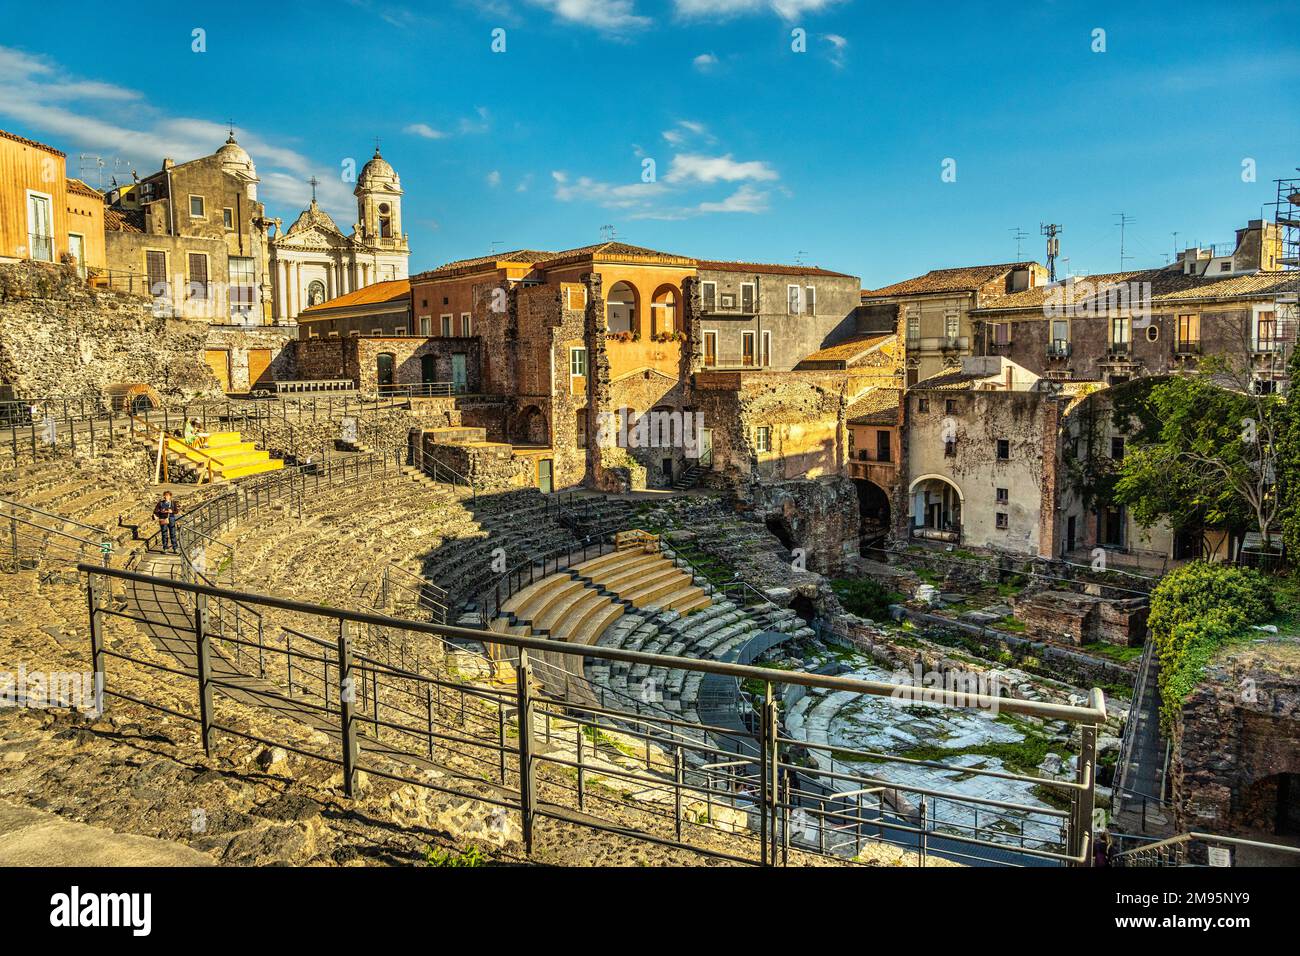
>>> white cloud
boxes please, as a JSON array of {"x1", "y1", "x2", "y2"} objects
[
  {"x1": 551, "y1": 172, "x2": 666, "y2": 210},
  {"x1": 404, "y1": 123, "x2": 446, "y2": 140},
  {"x1": 664, "y1": 153, "x2": 779, "y2": 184},
  {"x1": 694, "y1": 184, "x2": 770, "y2": 214},
  {"x1": 0, "y1": 45, "x2": 355, "y2": 219},
  {"x1": 516, "y1": 173, "x2": 534, "y2": 192},
  {"x1": 661, "y1": 119, "x2": 712, "y2": 146},
  {"x1": 693, "y1": 52, "x2": 719, "y2": 71},
  {"x1": 527, "y1": 0, "x2": 651, "y2": 31},
  {"x1": 822, "y1": 33, "x2": 848, "y2": 68},
  {"x1": 486, "y1": 170, "x2": 501, "y2": 187},
  {"x1": 674, "y1": 0, "x2": 845, "y2": 20}
]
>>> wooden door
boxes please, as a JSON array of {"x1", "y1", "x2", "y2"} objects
[
  {"x1": 247, "y1": 348, "x2": 273, "y2": 389},
  {"x1": 204, "y1": 350, "x2": 231, "y2": 393}
]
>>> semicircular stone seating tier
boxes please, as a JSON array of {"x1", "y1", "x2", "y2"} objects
[{"x1": 495, "y1": 545, "x2": 815, "y2": 724}]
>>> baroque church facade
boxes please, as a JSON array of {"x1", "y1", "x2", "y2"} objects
[{"x1": 269, "y1": 147, "x2": 410, "y2": 323}]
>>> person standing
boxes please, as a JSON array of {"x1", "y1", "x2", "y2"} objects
[{"x1": 154, "y1": 491, "x2": 179, "y2": 553}]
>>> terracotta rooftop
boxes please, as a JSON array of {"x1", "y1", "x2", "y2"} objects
[
  {"x1": 846, "y1": 387, "x2": 902, "y2": 426},
  {"x1": 104, "y1": 207, "x2": 143, "y2": 233},
  {"x1": 973, "y1": 268, "x2": 1300, "y2": 313},
  {"x1": 300, "y1": 279, "x2": 411, "y2": 315},
  {"x1": 864, "y1": 262, "x2": 1041, "y2": 298},
  {"x1": 0, "y1": 128, "x2": 64, "y2": 157},
  {"x1": 696, "y1": 259, "x2": 855, "y2": 279},
  {"x1": 416, "y1": 241, "x2": 693, "y2": 280},
  {"x1": 911, "y1": 367, "x2": 996, "y2": 390},
  {"x1": 65, "y1": 178, "x2": 102, "y2": 199},
  {"x1": 794, "y1": 333, "x2": 896, "y2": 368}
]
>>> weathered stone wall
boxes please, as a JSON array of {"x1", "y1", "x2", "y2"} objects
[
  {"x1": 749, "y1": 477, "x2": 859, "y2": 575},
  {"x1": 204, "y1": 325, "x2": 297, "y2": 393},
  {"x1": 421, "y1": 433, "x2": 532, "y2": 491},
  {"x1": 1173, "y1": 643, "x2": 1300, "y2": 841},
  {"x1": 0, "y1": 261, "x2": 221, "y2": 401},
  {"x1": 293, "y1": 336, "x2": 482, "y2": 394}
]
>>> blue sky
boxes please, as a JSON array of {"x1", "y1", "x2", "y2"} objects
[{"x1": 1, "y1": 0, "x2": 1297, "y2": 286}]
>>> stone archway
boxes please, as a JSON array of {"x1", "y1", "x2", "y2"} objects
[
  {"x1": 908, "y1": 474, "x2": 963, "y2": 542},
  {"x1": 513, "y1": 404, "x2": 549, "y2": 446},
  {"x1": 649, "y1": 283, "x2": 679, "y2": 338},
  {"x1": 605, "y1": 281, "x2": 638, "y2": 335},
  {"x1": 853, "y1": 478, "x2": 891, "y2": 552}
]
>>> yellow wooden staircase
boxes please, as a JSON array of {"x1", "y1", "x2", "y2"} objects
[{"x1": 166, "y1": 430, "x2": 284, "y2": 482}]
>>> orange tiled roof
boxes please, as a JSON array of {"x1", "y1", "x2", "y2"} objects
[
  {"x1": 104, "y1": 207, "x2": 143, "y2": 233},
  {"x1": 794, "y1": 333, "x2": 895, "y2": 367},
  {"x1": 864, "y1": 262, "x2": 1039, "y2": 298},
  {"x1": 0, "y1": 128, "x2": 64, "y2": 157},
  {"x1": 300, "y1": 279, "x2": 410, "y2": 315},
  {"x1": 696, "y1": 259, "x2": 854, "y2": 279},
  {"x1": 65, "y1": 178, "x2": 102, "y2": 199},
  {"x1": 846, "y1": 387, "x2": 901, "y2": 425},
  {"x1": 973, "y1": 269, "x2": 1300, "y2": 313}
]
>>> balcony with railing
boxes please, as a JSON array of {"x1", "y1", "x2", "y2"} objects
[
  {"x1": 906, "y1": 335, "x2": 970, "y2": 352},
  {"x1": 1046, "y1": 340, "x2": 1071, "y2": 359},
  {"x1": 846, "y1": 454, "x2": 896, "y2": 486},
  {"x1": 1173, "y1": 339, "x2": 1202, "y2": 356}
]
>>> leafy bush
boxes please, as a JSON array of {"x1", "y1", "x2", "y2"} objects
[
  {"x1": 425, "y1": 844, "x2": 486, "y2": 867},
  {"x1": 1148, "y1": 562, "x2": 1273, "y2": 732},
  {"x1": 832, "y1": 578, "x2": 899, "y2": 621}
]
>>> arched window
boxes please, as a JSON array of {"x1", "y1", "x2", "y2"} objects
[
  {"x1": 307, "y1": 280, "x2": 326, "y2": 306},
  {"x1": 606, "y1": 281, "x2": 637, "y2": 334},
  {"x1": 376, "y1": 352, "x2": 395, "y2": 391}
]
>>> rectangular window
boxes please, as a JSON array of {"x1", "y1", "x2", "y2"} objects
[
  {"x1": 26, "y1": 191, "x2": 54, "y2": 262},
  {"x1": 222, "y1": 208, "x2": 234, "y2": 230},
  {"x1": 187, "y1": 253, "x2": 208, "y2": 300},
  {"x1": 419, "y1": 316, "x2": 431, "y2": 335},
  {"x1": 1110, "y1": 316, "x2": 1131, "y2": 348},
  {"x1": 570, "y1": 347, "x2": 588, "y2": 378},
  {"x1": 576, "y1": 408, "x2": 587, "y2": 447},
  {"x1": 371, "y1": 328, "x2": 382, "y2": 336},
  {"x1": 755, "y1": 426, "x2": 771, "y2": 453},
  {"x1": 741, "y1": 282, "x2": 755, "y2": 313},
  {"x1": 762, "y1": 330, "x2": 772, "y2": 368},
  {"x1": 1257, "y1": 311, "x2": 1278, "y2": 351},
  {"x1": 787, "y1": 285, "x2": 802, "y2": 315},
  {"x1": 996, "y1": 487, "x2": 1009, "y2": 504},
  {"x1": 804, "y1": 286, "x2": 816, "y2": 316},
  {"x1": 189, "y1": 195, "x2": 205, "y2": 218},
  {"x1": 1111, "y1": 436, "x2": 1125, "y2": 461},
  {"x1": 1176, "y1": 313, "x2": 1199, "y2": 353},
  {"x1": 945, "y1": 311, "x2": 960, "y2": 340},
  {"x1": 876, "y1": 430, "x2": 891, "y2": 462},
  {"x1": 906, "y1": 310, "x2": 920, "y2": 345},
  {"x1": 996, "y1": 438, "x2": 1010, "y2": 460},
  {"x1": 461, "y1": 312, "x2": 472, "y2": 336},
  {"x1": 991, "y1": 322, "x2": 1010, "y2": 346},
  {"x1": 145, "y1": 250, "x2": 167, "y2": 293},
  {"x1": 701, "y1": 281, "x2": 716, "y2": 313},
  {"x1": 996, "y1": 513, "x2": 1009, "y2": 530},
  {"x1": 917, "y1": 397, "x2": 930, "y2": 413},
  {"x1": 227, "y1": 256, "x2": 255, "y2": 319},
  {"x1": 67, "y1": 233, "x2": 86, "y2": 277},
  {"x1": 945, "y1": 398, "x2": 958, "y2": 414},
  {"x1": 440, "y1": 314, "x2": 452, "y2": 336},
  {"x1": 703, "y1": 330, "x2": 718, "y2": 367},
  {"x1": 741, "y1": 331, "x2": 756, "y2": 367}
]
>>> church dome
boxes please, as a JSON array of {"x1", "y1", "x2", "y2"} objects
[
  {"x1": 217, "y1": 133, "x2": 257, "y2": 180},
  {"x1": 357, "y1": 147, "x2": 399, "y2": 190}
]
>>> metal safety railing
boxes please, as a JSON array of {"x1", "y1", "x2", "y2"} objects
[
  {"x1": 1, "y1": 497, "x2": 116, "y2": 570},
  {"x1": 80, "y1": 558, "x2": 1109, "y2": 867},
  {"x1": 1110, "y1": 831, "x2": 1300, "y2": 867}
]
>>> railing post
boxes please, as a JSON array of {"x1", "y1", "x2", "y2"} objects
[
  {"x1": 516, "y1": 649, "x2": 536, "y2": 855},
  {"x1": 674, "y1": 747, "x2": 684, "y2": 843},
  {"x1": 1075, "y1": 722, "x2": 1098, "y2": 866},
  {"x1": 919, "y1": 798, "x2": 928, "y2": 867},
  {"x1": 576, "y1": 724, "x2": 586, "y2": 811},
  {"x1": 194, "y1": 593, "x2": 214, "y2": 755},
  {"x1": 337, "y1": 620, "x2": 359, "y2": 798},
  {"x1": 87, "y1": 576, "x2": 104, "y2": 710},
  {"x1": 759, "y1": 683, "x2": 778, "y2": 866},
  {"x1": 425, "y1": 683, "x2": 435, "y2": 759}
]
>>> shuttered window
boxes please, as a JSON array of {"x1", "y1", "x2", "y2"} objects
[
  {"x1": 188, "y1": 254, "x2": 208, "y2": 300},
  {"x1": 146, "y1": 251, "x2": 167, "y2": 293}
]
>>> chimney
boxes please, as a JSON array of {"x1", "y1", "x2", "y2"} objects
[{"x1": 162, "y1": 158, "x2": 175, "y2": 170}]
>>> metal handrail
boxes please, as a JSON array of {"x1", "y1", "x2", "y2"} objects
[{"x1": 1111, "y1": 831, "x2": 1300, "y2": 866}]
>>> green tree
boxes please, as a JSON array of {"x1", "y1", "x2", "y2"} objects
[{"x1": 1110, "y1": 323, "x2": 1290, "y2": 552}]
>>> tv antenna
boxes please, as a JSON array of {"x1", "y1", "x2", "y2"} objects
[
  {"x1": 1114, "y1": 212, "x2": 1136, "y2": 270},
  {"x1": 599, "y1": 224, "x2": 617, "y2": 241},
  {"x1": 1009, "y1": 227, "x2": 1029, "y2": 262}
]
